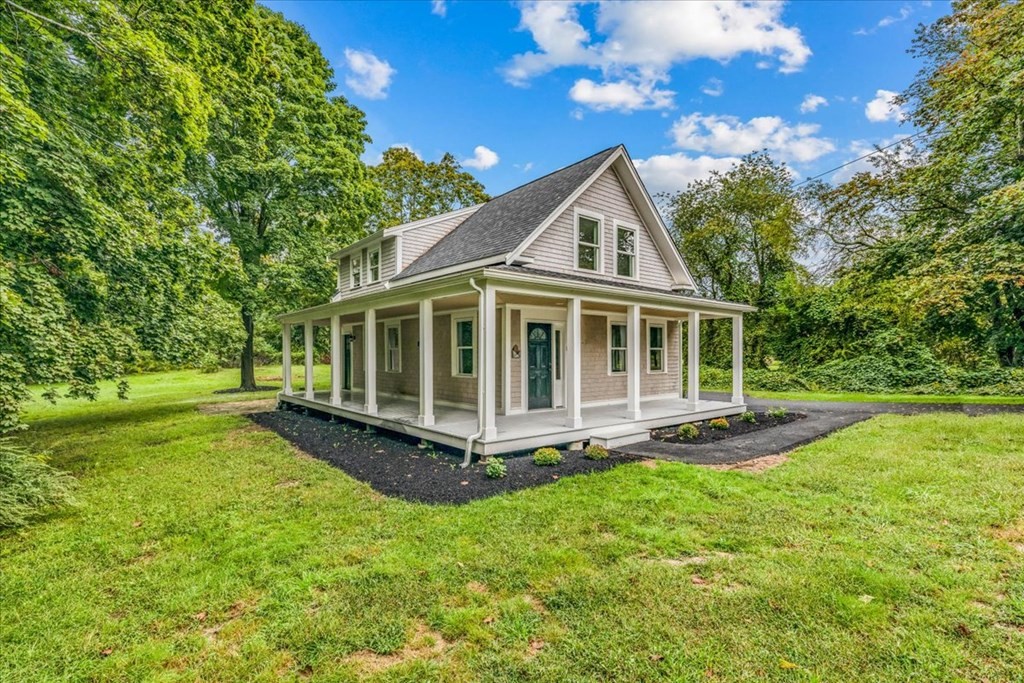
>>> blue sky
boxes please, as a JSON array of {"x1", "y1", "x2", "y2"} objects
[{"x1": 263, "y1": 0, "x2": 945, "y2": 196}]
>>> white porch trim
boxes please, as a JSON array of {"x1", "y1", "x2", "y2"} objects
[
  {"x1": 363, "y1": 308, "x2": 377, "y2": 415},
  {"x1": 303, "y1": 320, "x2": 314, "y2": 401},
  {"x1": 282, "y1": 324, "x2": 292, "y2": 395},
  {"x1": 418, "y1": 298, "x2": 434, "y2": 426},
  {"x1": 732, "y1": 314, "x2": 744, "y2": 405},
  {"x1": 686, "y1": 310, "x2": 700, "y2": 410}
]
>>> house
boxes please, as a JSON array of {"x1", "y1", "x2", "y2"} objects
[{"x1": 276, "y1": 145, "x2": 754, "y2": 461}]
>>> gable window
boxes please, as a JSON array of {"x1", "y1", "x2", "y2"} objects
[
  {"x1": 368, "y1": 247, "x2": 381, "y2": 283},
  {"x1": 385, "y1": 322, "x2": 401, "y2": 373},
  {"x1": 615, "y1": 224, "x2": 636, "y2": 278},
  {"x1": 648, "y1": 323, "x2": 665, "y2": 372},
  {"x1": 609, "y1": 322, "x2": 627, "y2": 374},
  {"x1": 452, "y1": 316, "x2": 476, "y2": 377},
  {"x1": 350, "y1": 255, "x2": 362, "y2": 288},
  {"x1": 576, "y1": 212, "x2": 602, "y2": 272}
]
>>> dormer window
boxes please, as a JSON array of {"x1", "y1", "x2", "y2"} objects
[
  {"x1": 350, "y1": 255, "x2": 362, "y2": 288},
  {"x1": 575, "y1": 211, "x2": 602, "y2": 272},
  {"x1": 368, "y1": 247, "x2": 381, "y2": 283}
]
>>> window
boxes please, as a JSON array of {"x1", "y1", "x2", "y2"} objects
[
  {"x1": 452, "y1": 317, "x2": 475, "y2": 377},
  {"x1": 368, "y1": 247, "x2": 381, "y2": 283},
  {"x1": 385, "y1": 322, "x2": 401, "y2": 373},
  {"x1": 615, "y1": 224, "x2": 636, "y2": 278},
  {"x1": 609, "y1": 322, "x2": 627, "y2": 374},
  {"x1": 350, "y1": 255, "x2": 362, "y2": 288},
  {"x1": 648, "y1": 323, "x2": 665, "y2": 372},
  {"x1": 576, "y1": 213, "x2": 602, "y2": 271}
]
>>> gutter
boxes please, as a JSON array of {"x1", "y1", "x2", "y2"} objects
[{"x1": 462, "y1": 277, "x2": 485, "y2": 468}]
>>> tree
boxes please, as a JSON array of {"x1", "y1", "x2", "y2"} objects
[
  {"x1": 369, "y1": 146, "x2": 488, "y2": 231},
  {"x1": 186, "y1": 7, "x2": 380, "y2": 391},
  {"x1": 0, "y1": 0, "x2": 232, "y2": 431}
]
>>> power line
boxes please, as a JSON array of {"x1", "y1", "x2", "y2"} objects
[{"x1": 795, "y1": 130, "x2": 929, "y2": 186}]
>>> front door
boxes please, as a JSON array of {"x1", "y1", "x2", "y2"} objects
[{"x1": 527, "y1": 322, "x2": 552, "y2": 410}]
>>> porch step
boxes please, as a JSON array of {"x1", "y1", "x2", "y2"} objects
[{"x1": 589, "y1": 424, "x2": 652, "y2": 449}]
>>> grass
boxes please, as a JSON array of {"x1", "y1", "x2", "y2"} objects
[
  {"x1": 2, "y1": 368, "x2": 1024, "y2": 681},
  {"x1": 745, "y1": 390, "x2": 1024, "y2": 404}
]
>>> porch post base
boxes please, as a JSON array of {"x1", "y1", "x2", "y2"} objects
[
  {"x1": 731, "y1": 395, "x2": 743, "y2": 405},
  {"x1": 418, "y1": 415, "x2": 435, "y2": 427},
  {"x1": 625, "y1": 409, "x2": 642, "y2": 421},
  {"x1": 481, "y1": 427, "x2": 497, "y2": 441},
  {"x1": 565, "y1": 416, "x2": 583, "y2": 429},
  {"x1": 331, "y1": 398, "x2": 342, "y2": 407},
  {"x1": 364, "y1": 404, "x2": 378, "y2": 416},
  {"x1": 686, "y1": 401, "x2": 699, "y2": 412}
]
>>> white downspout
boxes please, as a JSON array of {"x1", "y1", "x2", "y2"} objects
[{"x1": 463, "y1": 277, "x2": 485, "y2": 468}]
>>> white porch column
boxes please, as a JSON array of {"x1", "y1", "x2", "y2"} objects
[
  {"x1": 732, "y1": 314, "x2": 744, "y2": 405},
  {"x1": 565, "y1": 296, "x2": 582, "y2": 428},
  {"x1": 418, "y1": 298, "x2": 434, "y2": 426},
  {"x1": 363, "y1": 308, "x2": 377, "y2": 415},
  {"x1": 687, "y1": 310, "x2": 700, "y2": 410},
  {"x1": 626, "y1": 304, "x2": 641, "y2": 420},
  {"x1": 330, "y1": 314, "x2": 342, "y2": 406},
  {"x1": 479, "y1": 284, "x2": 497, "y2": 440},
  {"x1": 282, "y1": 324, "x2": 292, "y2": 395},
  {"x1": 303, "y1": 320, "x2": 315, "y2": 401}
]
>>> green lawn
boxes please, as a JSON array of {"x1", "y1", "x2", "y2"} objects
[
  {"x1": 3, "y1": 369, "x2": 1024, "y2": 681},
  {"x1": 743, "y1": 389, "x2": 1024, "y2": 405}
]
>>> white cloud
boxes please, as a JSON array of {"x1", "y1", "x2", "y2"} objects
[
  {"x1": 503, "y1": 1, "x2": 810, "y2": 113},
  {"x1": 701, "y1": 78, "x2": 724, "y2": 97},
  {"x1": 632, "y1": 153, "x2": 741, "y2": 194},
  {"x1": 864, "y1": 89, "x2": 906, "y2": 122},
  {"x1": 343, "y1": 49, "x2": 395, "y2": 99},
  {"x1": 463, "y1": 145, "x2": 500, "y2": 170},
  {"x1": 569, "y1": 77, "x2": 674, "y2": 112},
  {"x1": 570, "y1": 108, "x2": 584, "y2": 121},
  {"x1": 800, "y1": 94, "x2": 827, "y2": 113},
  {"x1": 855, "y1": 5, "x2": 913, "y2": 35},
  {"x1": 431, "y1": 0, "x2": 447, "y2": 17},
  {"x1": 669, "y1": 112, "x2": 835, "y2": 163}
]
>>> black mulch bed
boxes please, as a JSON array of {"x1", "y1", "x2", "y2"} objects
[
  {"x1": 214, "y1": 385, "x2": 278, "y2": 394},
  {"x1": 652, "y1": 411, "x2": 806, "y2": 445},
  {"x1": 248, "y1": 409, "x2": 643, "y2": 504}
]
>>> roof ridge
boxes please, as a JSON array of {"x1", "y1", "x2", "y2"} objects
[{"x1": 480, "y1": 144, "x2": 621, "y2": 203}]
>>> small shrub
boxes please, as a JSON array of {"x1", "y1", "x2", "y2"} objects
[
  {"x1": 584, "y1": 444, "x2": 609, "y2": 460},
  {"x1": 741, "y1": 410, "x2": 757, "y2": 424},
  {"x1": 0, "y1": 439, "x2": 77, "y2": 529},
  {"x1": 532, "y1": 447, "x2": 562, "y2": 466},
  {"x1": 485, "y1": 457, "x2": 507, "y2": 479},
  {"x1": 708, "y1": 417, "x2": 730, "y2": 430},
  {"x1": 198, "y1": 353, "x2": 221, "y2": 375},
  {"x1": 676, "y1": 423, "x2": 699, "y2": 439},
  {"x1": 767, "y1": 406, "x2": 789, "y2": 419}
]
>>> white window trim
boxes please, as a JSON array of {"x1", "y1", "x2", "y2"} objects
[
  {"x1": 573, "y1": 208, "x2": 604, "y2": 274},
  {"x1": 614, "y1": 220, "x2": 640, "y2": 280},
  {"x1": 451, "y1": 315, "x2": 477, "y2": 378},
  {"x1": 384, "y1": 321, "x2": 401, "y2": 373},
  {"x1": 350, "y1": 255, "x2": 362, "y2": 289},
  {"x1": 607, "y1": 320, "x2": 628, "y2": 375},
  {"x1": 367, "y1": 246, "x2": 382, "y2": 284},
  {"x1": 647, "y1": 321, "x2": 667, "y2": 374}
]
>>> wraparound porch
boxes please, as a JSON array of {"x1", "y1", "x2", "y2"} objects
[{"x1": 277, "y1": 389, "x2": 744, "y2": 456}]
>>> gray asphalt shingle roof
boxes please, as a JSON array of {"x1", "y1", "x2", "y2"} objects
[{"x1": 393, "y1": 145, "x2": 620, "y2": 281}]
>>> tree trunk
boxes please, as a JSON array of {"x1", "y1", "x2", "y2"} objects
[{"x1": 240, "y1": 308, "x2": 258, "y2": 391}]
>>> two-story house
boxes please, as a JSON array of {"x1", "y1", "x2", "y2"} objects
[{"x1": 276, "y1": 145, "x2": 754, "y2": 460}]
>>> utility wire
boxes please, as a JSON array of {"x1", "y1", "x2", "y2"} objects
[{"x1": 795, "y1": 130, "x2": 930, "y2": 186}]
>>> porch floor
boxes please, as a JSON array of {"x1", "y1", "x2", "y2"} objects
[{"x1": 278, "y1": 389, "x2": 745, "y2": 456}]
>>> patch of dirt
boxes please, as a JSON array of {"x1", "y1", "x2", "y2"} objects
[
  {"x1": 257, "y1": 375, "x2": 282, "y2": 382},
  {"x1": 989, "y1": 521, "x2": 1024, "y2": 551},
  {"x1": 649, "y1": 551, "x2": 736, "y2": 567},
  {"x1": 213, "y1": 386, "x2": 279, "y2": 395},
  {"x1": 249, "y1": 409, "x2": 643, "y2": 504},
  {"x1": 346, "y1": 623, "x2": 449, "y2": 674},
  {"x1": 199, "y1": 399, "x2": 276, "y2": 415},
  {"x1": 652, "y1": 411, "x2": 806, "y2": 445},
  {"x1": 707, "y1": 453, "x2": 790, "y2": 473},
  {"x1": 637, "y1": 459, "x2": 660, "y2": 469}
]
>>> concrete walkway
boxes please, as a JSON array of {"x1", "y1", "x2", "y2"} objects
[{"x1": 617, "y1": 392, "x2": 1024, "y2": 466}]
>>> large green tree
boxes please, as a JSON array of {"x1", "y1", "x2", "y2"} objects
[
  {"x1": 0, "y1": 0, "x2": 237, "y2": 431},
  {"x1": 368, "y1": 146, "x2": 488, "y2": 231},
  {"x1": 185, "y1": 6, "x2": 379, "y2": 391}
]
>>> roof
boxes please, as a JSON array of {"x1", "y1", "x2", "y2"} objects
[{"x1": 393, "y1": 146, "x2": 621, "y2": 280}]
